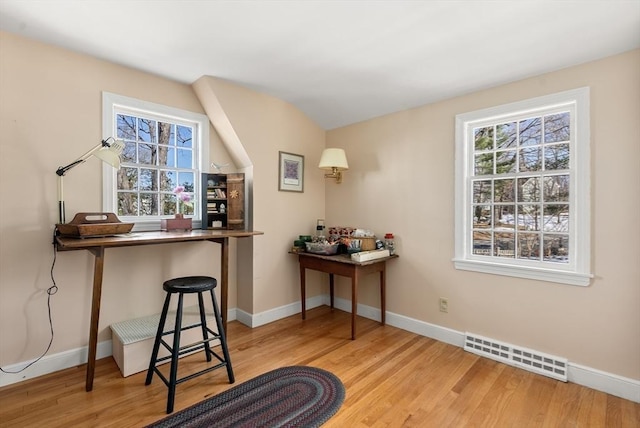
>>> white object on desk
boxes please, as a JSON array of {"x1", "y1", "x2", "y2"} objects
[{"x1": 351, "y1": 249, "x2": 390, "y2": 262}]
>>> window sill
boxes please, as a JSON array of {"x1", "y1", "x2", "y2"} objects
[{"x1": 452, "y1": 258, "x2": 592, "y2": 286}]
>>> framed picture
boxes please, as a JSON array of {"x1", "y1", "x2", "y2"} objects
[{"x1": 278, "y1": 151, "x2": 304, "y2": 192}]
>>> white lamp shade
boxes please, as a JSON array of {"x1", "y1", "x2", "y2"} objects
[
  {"x1": 93, "y1": 148, "x2": 121, "y2": 168},
  {"x1": 93, "y1": 139, "x2": 124, "y2": 168},
  {"x1": 318, "y1": 148, "x2": 349, "y2": 171}
]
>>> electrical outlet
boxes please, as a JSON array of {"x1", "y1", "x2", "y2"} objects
[{"x1": 439, "y1": 297, "x2": 449, "y2": 313}]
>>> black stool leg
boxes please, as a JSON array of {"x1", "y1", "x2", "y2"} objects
[
  {"x1": 210, "y1": 289, "x2": 234, "y2": 384},
  {"x1": 146, "y1": 293, "x2": 172, "y2": 385},
  {"x1": 166, "y1": 292, "x2": 184, "y2": 414},
  {"x1": 197, "y1": 292, "x2": 212, "y2": 362}
]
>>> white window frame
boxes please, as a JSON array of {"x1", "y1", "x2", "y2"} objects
[
  {"x1": 102, "y1": 92, "x2": 210, "y2": 231},
  {"x1": 453, "y1": 87, "x2": 592, "y2": 286}
]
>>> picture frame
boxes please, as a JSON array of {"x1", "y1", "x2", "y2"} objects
[{"x1": 278, "y1": 151, "x2": 304, "y2": 192}]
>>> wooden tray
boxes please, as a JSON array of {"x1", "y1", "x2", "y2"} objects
[{"x1": 56, "y1": 212, "x2": 134, "y2": 238}]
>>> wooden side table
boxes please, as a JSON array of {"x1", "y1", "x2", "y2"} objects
[{"x1": 294, "y1": 252, "x2": 398, "y2": 339}]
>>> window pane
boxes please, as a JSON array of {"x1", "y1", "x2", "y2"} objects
[
  {"x1": 519, "y1": 117, "x2": 541, "y2": 146},
  {"x1": 138, "y1": 118, "x2": 156, "y2": 143},
  {"x1": 473, "y1": 230, "x2": 492, "y2": 255},
  {"x1": 496, "y1": 122, "x2": 517, "y2": 149},
  {"x1": 160, "y1": 170, "x2": 176, "y2": 192},
  {"x1": 518, "y1": 177, "x2": 540, "y2": 202},
  {"x1": 543, "y1": 235, "x2": 569, "y2": 263},
  {"x1": 177, "y1": 172, "x2": 194, "y2": 192},
  {"x1": 544, "y1": 143, "x2": 570, "y2": 170},
  {"x1": 495, "y1": 205, "x2": 515, "y2": 229},
  {"x1": 177, "y1": 148, "x2": 193, "y2": 168},
  {"x1": 177, "y1": 125, "x2": 193, "y2": 148},
  {"x1": 543, "y1": 204, "x2": 569, "y2": 232},
  {"x1": 518, "y1": 233, "x2": 540, "y2": 260},
  {"x1": 544, "y1": 112, "x2": 570, "y2": 143},
  {"x1": 519, "y1": 147, "x2": 541, "y2": 171},
  {"x1": 474, "y1": 126, "x2": 493, "y2": 151},
  {"x1": 139, "y1": 168, "x2": 157, "y2": 191},
  {"x1": 117, "y1": 114, "x2": 136, "y2": 140},
  {"x1": 162, "y1": 194, "x2": 176, "y2": 216},
  {"x1": 474, "y1": 153, "x2": 494, "y2": 175},
  {"x1": 122, "y1": 141, "x2": 137, "y2": 163},
  {"x1": 138, "y1": 143, "x2": 156, "y2": 165},
  {"x1": 117, "y1": 167, "x2": 138, "y2": 191},
  {"x1": 496, "y1": 150, "x2": 516, "y2": 173},
  {"x1": 140, "y1": 193, "x2": 158, "y2": 216},
  {"x1": 473, "y1": 205, "x2": 491, "y2": 228},
  {"x1": 495, "y1": 232, "x2": 515, "y2": 258},
  {"x1": 518, "y1": 204, "x2": 541, "y2": 231},
  {"x1": 158, "y1": 122, "x2": 175, "y2": 146},
  {"x1": 494, "y1": 179, "x2": 515, "y2": 202},
  {"x1": 158, "y1": 146, "x2": 175, "y2": 167},
  {"x1": 118, "y1": 192, "x2": 138, "y2": 216},
  {"x1": 473, "y1": 180, "x2": 492, "y2": 204},
  {"x1": 543, "y1": 175, "x2": 569, "y2": 202}
]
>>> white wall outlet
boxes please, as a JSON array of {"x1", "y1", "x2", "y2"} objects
[{"x1": 439, "y1": 297, "x2": 449, "y2": 313}]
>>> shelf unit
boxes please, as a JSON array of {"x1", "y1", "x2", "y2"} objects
[{"x1": 201, "y1": 173, "x2": 245, "y2": 230}]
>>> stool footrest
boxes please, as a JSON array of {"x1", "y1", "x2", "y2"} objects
[{"x1": 152, "y1": 361, "x2": 229, "y2": 388}]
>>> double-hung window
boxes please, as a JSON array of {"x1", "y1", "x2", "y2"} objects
[
  {"x1": 454, "y1": 88, "x2": 592, "y2": 286},
  {"x1": 102, "y1": 92, "x2": 209, "y2": 231}
]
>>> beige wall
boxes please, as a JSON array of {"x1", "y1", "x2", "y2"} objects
[
  {"x1": 326, "y1": 49, "x2": 640, "y2": 380},
  {"x1": 1, "y1": 28, "x2": 638, "y2": 385},
  {"x1": 0, "y1": 31, "x2": 325, "y2": 370}
]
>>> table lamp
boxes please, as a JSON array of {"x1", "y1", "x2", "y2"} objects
[{"x1": 55, "y1": 137, "x2": 124, "y2": 224}]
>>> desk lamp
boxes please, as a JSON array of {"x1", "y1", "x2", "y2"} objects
[
  {"x1": 318, "y1": 148, "x2": 349, "y2": 183},
  {"x1": 55, "y1": 137, "x2": 124, "y2": 224}
]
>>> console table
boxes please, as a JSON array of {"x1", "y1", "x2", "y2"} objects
[
  {"x1": 55, "y1": 229, "x2": 262, "y2": 391},
  {"x1": 293, "y1": 252, "x2": 398, "y2": 339}
]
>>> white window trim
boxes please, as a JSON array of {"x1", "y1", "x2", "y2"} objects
[
  {"x1": 102, "y1": 92, "x2": 210, "y2": 231},
  {"x1": 453, "y1": 87, "x2": 592, "y2": 286}
]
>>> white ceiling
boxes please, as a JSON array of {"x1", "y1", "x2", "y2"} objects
[{"x1": 1, "y1": 1, "x2": 639, "y2": 129}]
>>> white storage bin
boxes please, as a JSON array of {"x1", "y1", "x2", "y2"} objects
[{"x1": 110, "y1": 306, "x2": 217, "y2": 377}]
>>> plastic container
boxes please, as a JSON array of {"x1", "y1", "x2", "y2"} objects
[
  {"x1": 305, "y1": 241, "x2": 340, "y2": 255},
  {"x1": 384, "y1": 233, "x2": 396, "y2": 255}
]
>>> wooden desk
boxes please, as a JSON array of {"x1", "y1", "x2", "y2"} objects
[
  {"x1": 55, "y1": 229, "x2": 263, "y2": 392},
  {"x1": 294, "y1": 252, "x2": 398, "y2": 339}
]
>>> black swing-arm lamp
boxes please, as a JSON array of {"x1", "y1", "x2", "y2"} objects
[{"x1": 55, "y1": 137, "x2": 124, "y2": 224}]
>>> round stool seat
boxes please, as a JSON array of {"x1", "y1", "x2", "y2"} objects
[{"x1": 163, "y1": 276, "x2": 217, "y2": 294}]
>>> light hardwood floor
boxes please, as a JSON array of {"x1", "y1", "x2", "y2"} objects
[{"x1": 1, "y1": 306, "x2": 638, "y2": 427}]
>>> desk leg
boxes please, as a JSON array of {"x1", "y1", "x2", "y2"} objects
[
  {"x1": 219, "y1": 237, "x2": 229, "y2": 333},
  {"x1": 329, "y1": 273, "x2": 335, "y2": 310},
  {"x1": 86, "y1": 247, "x2": 104, "y2": 392},
  {"x1": 380, "y1": 266, "x2": 386, "y2": 326},
  {"x1": 300, "y1": 264, "x2": 306, "y2": 320},
  {"x1": 351, "y1": 269, "x2": 358, "y2": 340}
]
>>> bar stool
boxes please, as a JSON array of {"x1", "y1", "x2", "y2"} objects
[{"x1": 145, "y1": 276, "x2": 234, "y2": 413}]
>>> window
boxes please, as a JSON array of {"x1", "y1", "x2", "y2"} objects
[
  {"x1": 102, "y1": 92, "x2": 209, "y2": 231},
  {"x1": 454, "y1": 88, "x2": 592, "y2": 286}
]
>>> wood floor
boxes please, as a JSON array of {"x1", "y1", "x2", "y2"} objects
[{"x1": 1, "y1": 306, "x2": 638, "y2": 427}]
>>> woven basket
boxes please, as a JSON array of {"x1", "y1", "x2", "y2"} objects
[{"x1": 360, "y1": 237, "x2": 377, "y2": 251}]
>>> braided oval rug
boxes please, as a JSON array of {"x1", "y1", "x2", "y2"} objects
[{"x1": 146, "y1": 366, "x2": 345, "y2": 428}]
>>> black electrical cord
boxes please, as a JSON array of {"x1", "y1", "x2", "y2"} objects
[{"x1": 0, "y1": 232, "x2": 58, "y2": 374}]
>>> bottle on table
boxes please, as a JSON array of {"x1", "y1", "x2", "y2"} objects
[{"x1": 384, "y1": 233, "x2": 395, "y2": 255}]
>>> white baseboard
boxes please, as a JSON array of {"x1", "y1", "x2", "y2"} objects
[
  {"x1": 0, "y1": 340, "x2": 113, "y2": 388},
  {"x1": 2, "y1": 298, "x2": 639, "y2": 403}
]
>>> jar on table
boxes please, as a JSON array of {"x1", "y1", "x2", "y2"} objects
[{"x1": 384, "y1": 233, "x2": 395, "y2": 255}]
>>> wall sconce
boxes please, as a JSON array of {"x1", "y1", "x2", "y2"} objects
[
  {"x1": 55, "y1": 137, "x2": 124, "y2": 224},
  {"x1": 318, "y1": 148, "x2": 349, "y2": 184}
]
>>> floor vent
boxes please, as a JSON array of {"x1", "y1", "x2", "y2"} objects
[{"x1": 464, "y1": 332, "x2": 568, "y2": 382}]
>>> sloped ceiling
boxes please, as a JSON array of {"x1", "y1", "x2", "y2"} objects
[{"x1": 1, "y1": 0, "x2": 639, "y2": 129}]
